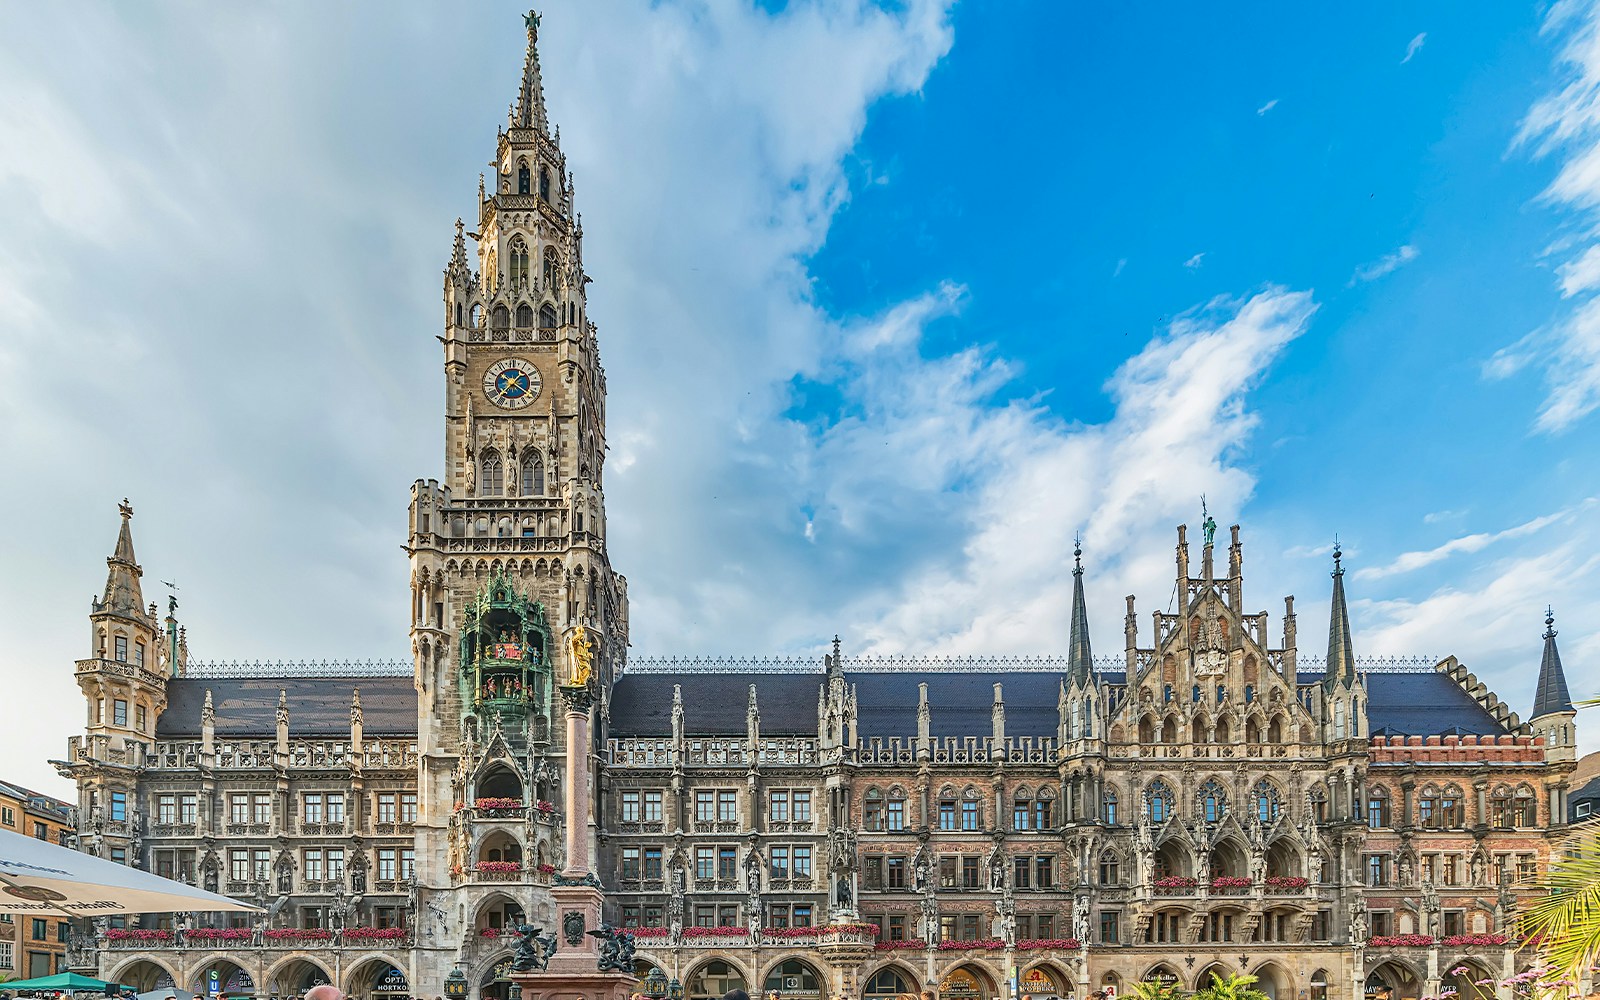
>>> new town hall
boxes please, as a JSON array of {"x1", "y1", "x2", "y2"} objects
[{"x1": 55, "y1": 13, "x2": 1584, "y2": 1000}]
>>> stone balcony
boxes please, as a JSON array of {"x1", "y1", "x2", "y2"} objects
[{"x1": 97, "y1": 929, "x2": 415, "y2": 951}]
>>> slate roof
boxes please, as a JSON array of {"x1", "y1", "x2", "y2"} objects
[
  {"x1": 155, "y1": 677, "x2": 417, "y2": 738},
  {"x1": 609, "y1": 666, "x2": 1511, "y2": 740}
]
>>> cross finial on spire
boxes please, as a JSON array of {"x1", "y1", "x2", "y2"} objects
[
  {"x1": 118, "y1": 498, "x2": 133, "y2": 519},
  {"x1": 1073, "y1": 531, "x2": 1083, "y2": 571},
  {"x1": 1332, "y1": 537, "x2": 1342, "y2": 575},
  {"x1": 1544, "y1": 605, "x2": 1557, "y2": 639}
]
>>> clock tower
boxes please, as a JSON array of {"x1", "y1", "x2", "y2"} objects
[{"x1": 406, "y1": 7, "x2": 628, "y2": 899}]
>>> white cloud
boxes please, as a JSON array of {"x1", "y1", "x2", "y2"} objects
[
  {"x1": 1184, "y1": 252, "x2": 1206, "y2": 269},
  {"x1": 1355, "y1": 499, "x2": 1597, "y2": 580},
  {"x1": 1505, "y1": 2, "x2": 1600, "y2": 431},
  {"x1": 1349, "y1": 243, "x2": 1419, "y2": 284},
  {"x1": 1402, "y1": 32, "x2": 1427, "y2": 64},
  {"x1": 1256, "y1": 99, "x2": 1278, "y2": 116}
]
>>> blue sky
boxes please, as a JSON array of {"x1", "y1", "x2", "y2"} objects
[{"x1": 1, "y1": 1, "x2": 1597, "y2": 792}]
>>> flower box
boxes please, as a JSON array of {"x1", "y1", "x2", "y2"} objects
[
  {"x1": 1017, "y1": 938, "x2": 1083, "y2": 950},
  {"x1": 536, "y1": 863, "x2": 557, "y2": 874},
  {"x1": 627, "y1": 926, "x2": 671, "y2": 938},
  {"x1": 1369, "y1": 934, "x2": 1435, "y2": 947},
  {"x1": 1264, "y1": 876, "x2": 1309, "y2": 891},
  {"x1": 342, "y1": 926, "x2": 408, "y2": 941},
  {"x1": 475, "y1": 797, "x2": 523, "y2": 811},
  {"x1": 876, "y1": 939, "x2": 927, "y2": 951},
  {"x1": 937, "y1": 938, "x2": 1006, "y2": 951},
  {"x1": 264, "y1": 928, "x2": 333, "y2": 942},
  {"x1": 104, "y1": 929, "x2": 173, "y2": 942},
  {"x1": 682, "y1": 926, "x2": 746, "y2": 939},
  {"x1": 535, "y1": 800, "x2": 556, "y2": 814},
  {"x1": 1153, "y1": 876, "x2": 1198, "y2": 889},
  {"x1": 476, "y1": 861, "x2": 523, "y2": 874},
  {"x1": 1210, "y1": 876, "x2": 1252, "y2": 889},
  {"x1": 183, "y1": 927, "x2": 252, "y2": 942}
]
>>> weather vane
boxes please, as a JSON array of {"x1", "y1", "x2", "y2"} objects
[{"x1": 1200, "y1": 495, "x2": 1216, "y2": 547}]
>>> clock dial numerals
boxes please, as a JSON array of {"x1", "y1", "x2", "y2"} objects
[{"x1": 482, "y1": 358, "x2": 543, "y2": 409}]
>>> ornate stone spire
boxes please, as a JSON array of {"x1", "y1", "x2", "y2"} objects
[
  {"x1": 100, "y1": 499, "x2": 146, "y2": 618},
  {"x1": 1324, "y1": 543, "x2": 1356, "y2": 687},
  {"x1": 1067, "y1": 535, "x2": 1093, "y2": 685},
  {"x1": 1532, "y1": 607, "x2": 1575, "y2": 718},
  {"x1": 513, "y1": 10, "x2": 549, "y2": 132},
  {"x1": 449, "y1": 217, "x2": 470, "y2": 275}
]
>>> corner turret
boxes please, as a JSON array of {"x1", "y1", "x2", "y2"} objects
[{"x1": 1531, "y1": 607, "x2": 1578, "y2": 765}]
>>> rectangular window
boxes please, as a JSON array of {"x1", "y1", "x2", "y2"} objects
[
  {"x1": 643, "y1": 790, "x2": 664, "y2": 822},
  {"x1": 962, "y1": 856, "x2": 979, "y2": 889},
  {"x1": 886, "y1": 856, "x2": 906, "y2": 889},
  {"x1": 400, "y1": 793, "x2": 418, "y2": 824},
  {"x1": 400, "y1": 848, "x2": 415, "y2": 880},
  {"x1": 621, "y1": 847, "x2": 641, "y2": 879},
  {"x1": 109, "y1": 791, "x2": 126, "y2": 822},
  {"x1": 1443, "y1": 855, "x2": 1460, "y2": 886},
  {"x1": 864, "y1": 798, "x2": 883, "y2": 831},
  {"x1": 252, "y1": 849, "x2": 270, "y2": 881},
  {"x1": 110, "y1": 847, "x2": 126, "y2": 866},
  {"x1": 327, "y1": 793, "x2": 346, "y2": 823},
  {"x1": 771, "y1": 846, "x2": 790, "y2": 878},
  {"x1": 694, "y1": 905, "x2": 715, "y2": 928},
  {"x1": 961, "y1": 914, "x2": 980, "y2": 940},
  {"x1": 962, "y1": 800, "x2": 980, "y2": 831},
  {"x1": 1100, "y1": 853, "x2": 1120, "y2": 885},
  {"x1": 1014, "y1": 856, "x2": 1031, "y2": 889},
  {"x1": 136, "y1": 704, "x2": 147, "y2": 732},
  {"x1": 0, "y1": 940, "x2": 11, "y2": 970},
  {"x1": 888, "y1": 914, "x2": 906, "y2": 941},
  {"x1": 377, "y1": 793, "x2": 397, "y2": 824},
  {"x1": 377, "y1": 848, "x2": 397, "y2": 880},
  {"x1": 30, "y1": 919, "x2": 45, "y2": 941},
  {"x1": 1036, "y1": 914, "x2": 1054, "y2": 938},
  {"x1": 1035, "y1": 856, "x2": 1054, "y2": 888},
  {"x1": 0, "y1": 807, "x2": 11, "y2": 827},
  {"x1": 326, "y1": 849, "x2": 345, "y2": 880},
  {"x1": 621, "y1": 791, "x2": 641, "y2": 822},
  {"x1": 939, "y1": 914, "x2": 956, "y2": 942},
  {"x1": 1443, "y1": 910, "x2": 1464, "y2": 937},
  {"x1": 716, "y1": 791, "x2": 738, "y2": 822},
  {"x1": 695, "y1": 791, "x2": 715, "y2": 822},
  {"x1": 230, "y1": 850, "x2": 250, "y2": 882},
  {"x1": 792, "y1": 904, "x2": 812, "y2": 927},
  {"x1": 114, "y1": 636, "x2": 128, "y2": 662},
  {"x1": 887, "y1": 798, "x2": 905, "y2": 831},
  {"x1": 1517, "y1": 855, "x2": 1538, "y2": 882},
  {"x1": 180, "y1": 794, "x2": 197, "y2": 823},
  {"x1": 717, "y1": 846, "x2": 737, "y2": 880},
  {"x1": 1312, "y1": 909, "x2": 1330, "y2": 941},
  {"x1": 304, "y1": 849, "x2": 324, "y2": 881},
  {"x1": 695, "y1": 847, "x2": 714, "y2": 880},
  {"x1": 1366, "y1": 854, "x2": 1389, "y2": 887},
  {"x1": 157, "y1": 795, "x2": 176, "y2": 824},
  {"x1": 134, "y1": 642, "x2": 145, "y2": 667},
  {"x1": 939, "y1": 857, "x2": 957, "y2": 889},
  {"x1": 303, "y1": 793, "x2": 323, "y2": 823},
  {"x1": 793, "y1": 845, "x2": 812, "y2": 878},
  {"x1": 938, "y1": 800, "x2": 957, "y2": 830},
  {"x1": 717, "y1": 905, "x2": 738, "y2": 927},
  {"x1": 770, "y1": 791, "x2": 789, "y2": 822},
  {"x1": 1370, "y1": 911, "x2": 1393, "y2": 937},
  {"x1": 793, "y1": 790, "x2": 812, "y2": 823},
  {"x1": 1034, "y1": 799, "x2": 1053, "y2": 830},
  {"x1": 1014, "y1": 800, "x2": 1031, "y2": 830},
  {"x1": 621, "y1": 905, "x2": 642, "y2": 927},
  {"x1": 644, "y1": 847, "x2": 663, "y2": 879},
  {"x1": 113, "y1": 700, "x2": 128, "y2": 727},
  {"x1": 231, "y1": 794, "x2": 249, "y2": 825},
  {"x1": 253, "y1": 794, "x2": 272, "y2": 826}
]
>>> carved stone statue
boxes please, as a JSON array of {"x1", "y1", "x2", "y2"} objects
[
  {"x1": 1398, "y1": 854, "x2": 1413, "y2": 887},
  {"x1": 743, "y1": 848, "x2": 761, "y2": 893},
  {"x1": 988, "y1": 848, "x2": 1006, "y2": 893},
  {"x1": 1348, "y1": 902, "x2": 1367, "y2": 943},
  {"x1": 1470, "y1": 851, "x2": 1487, "y2": 886},
  {"x1": 829, "y1": 827, "x2": 858, "y2": 874},
  {"x1": 567, "y1": 624, "x2": 595, "y2": 687},
  {"x1": 588, "y1": 922, "x2": 635, "y2": 973},
  {"x1": 834, "y1": 876, "x2": 853, "y2": 907},
  {"x1": 1073, "y1": 895, "x2": 1091, "y2": 945}
]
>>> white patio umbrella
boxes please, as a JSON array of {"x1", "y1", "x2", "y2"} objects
[{"x1": 0, "y1": 829, "x2": 257, "y2": 915}]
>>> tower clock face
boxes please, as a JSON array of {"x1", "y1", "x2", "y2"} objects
[{"x1": 482, "y1": 358, "x2": 543, "y2": 409}]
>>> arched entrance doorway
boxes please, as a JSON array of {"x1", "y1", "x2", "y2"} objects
[
  {"x1": 1442, "y1": 960, "x2": 1497, "y2": 1000},
  {"x1": 190, "y1": 959, "x2": 254, "y2": 999},
  {"x1": 271, "y1": 958, "x2": 334, "y2": 999},
  {"x1": 864, "y1": 967, "x2": 916, "y2": 1000},
  {"x1": 1249, "y1": 964, "x2": 1290, "y2": 1000},
  {"x1": 111, "y1": 960, "x2": 176, "y2": 993},
  {"x1": 688, "y1": 961, "x2": 747, "y2": 1000},
  {"x1": 764, "y1": 959, "x2": 823, "y2": 1000},
  {"x1": 1194, "y1": 965, "x2": 1233, "y2": 994},
  {"x1": 1142, "y1": 966, "x2": 1181, "y2": 995},
  {"x1": 479, "y1": 955, "x2": 515, "y2": 1000},
  {"x1": 1366, "y1": 961, "x2": 1423, "y2": 1000},
  {"x1": 1019, "y1": 965, "x2": 1068, "y2": 1000},
  {"x1": 939, "y1": 966, "x2": 993, "y2": 1000},
  {"x1": 346, "y1": 958, "x2": 410, "y2": 1000}
]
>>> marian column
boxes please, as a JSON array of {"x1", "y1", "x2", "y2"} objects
[{"x1": 511, "y1": 622, "x2": 637, "y2": 1000}]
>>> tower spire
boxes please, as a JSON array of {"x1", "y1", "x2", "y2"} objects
[
  {"x1": 100, "y1": 499, "x2": 146, "y2": 618},
  {"x1": 1324, "y1": 542, "x2": 1356, "y2": 686},
  {"x1": 1067, "y1": 534, "x2": 1093, "y2": 684},
  {"x1": 1533, "y1": 607, "x2": 1575, "y2": 718},
  {"x1": 514, "y1": 10, "x2": 549, "y2": 132}
]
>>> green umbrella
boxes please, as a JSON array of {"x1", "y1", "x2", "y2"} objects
[{"x1": 2, "y1": 972, "x2": 124, "y2": 991}]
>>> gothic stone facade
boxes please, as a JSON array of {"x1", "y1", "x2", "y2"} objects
[{"x1": 52, "y1": 13, "x2": 1582, "y2": 1000}]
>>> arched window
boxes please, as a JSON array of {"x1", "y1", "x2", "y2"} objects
[
  {"x1": 1440, "y1": 785, "x2": 1465, "y2": 827},
  {"x1": 1308, "y1": 787, "x2": 1328, "y2": 824},
  {"x1": 1147, "y1": 781, "x2": 1172, "y2": 824},
  {"x1": 1199, "y1": 779, "x2": 1226, "y2": 823},
  {"x1": 522, "y1": 454, "x2": 544, "y2": 496},
  {"x1": 539, "y1": 167, "x2": 551, "y2": 201},
  {"x1": 491, "y1": 304, "x2": 510, "y2": 329},
  {"x1": 515, "y1": 303, "x2": 534, "y2": 328},
  {"x1": 479, "y1": 450, "x2": 504, "y2": 497},
  {"x1": 1254, "y1": 780, "x2": 1280, "y2": 823},
  {"x1": 509, "y1": 237, "x2": 530, "y2": 287},
  {"x1": 539, "y1": 303, "x2": 559, "y2": 329},
  {"x1": 1099, "y1": 849, "x2": 1121, "y2": 885},
  {"x1": 1512, "y1": 786, "x2": 1536, "y2": 827},
  {"x1": 863, "y1": 969, "x2": 911, "y2": 1000},
  {"x1": 543, "y1": 247, "x2": 560, "y2": 287},
  {"x1": 1102, "y1": 789, "x2": 1118, "y2": 826},
  {"x1": 1367, "y1": 786, "x2": 1391, "y2": 829},
  {"x1": 764, "y1": 960, "x2": 820, "y2": 998},
  {"x1": 517, "y1": 161, "x2": 530, "y2": 195},
  {"x1": 862, "y1": 789, "x2": 883, "y2": 832}
]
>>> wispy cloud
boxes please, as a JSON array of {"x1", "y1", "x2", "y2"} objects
[
  {"x1": 1113, "y1": 258, "x2": 1127, "y2": 277},
  {"x1": 1256, "y1": 98, "x2": 1278, "y2": 116},
  {"x1": 1402, "y1": 32, "x2": 1427, "y2": 64},
  {"x1": 1423, "y1": 509, "x2": 1465, "y2": 524},
  {"x1": 1183, "y1": 252, "x2": 1206, "y2": 269},
  {"x1": 1349, "y1": 244, "x2": 1419, "y2": 284},
  {"x1": 1505, "y1": 3, "x2": 1600, "y2": 432},
  {"x1": 1355, "y1": 499, "x2": 1597, "y2": 580}
]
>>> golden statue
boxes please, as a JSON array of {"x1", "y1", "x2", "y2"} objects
[{"x1": 566, "y1": 624, "x2": 594, "y2": 687}]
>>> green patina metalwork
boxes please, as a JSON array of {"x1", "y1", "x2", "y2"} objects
[{"x1": 457, "y1": 568, "x2": 554, "y2": 728}]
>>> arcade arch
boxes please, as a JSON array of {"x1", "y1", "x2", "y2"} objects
[{"x1": 687, "y1": 959, "x2": 748, "y2": 1000}]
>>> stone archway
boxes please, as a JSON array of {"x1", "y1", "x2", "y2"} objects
[
  {"x1": 686, "y1": 958, "x2": 749, "y2": 1000},
  {"x1": 1366, "y1": 959, "x2": 1424, "y2": 1000},
  {"x1": 1442, "y1": 958, "x2": 1498, "y2": 1000},
  {"x1": 862, "y1": 965, "x2": 918, "y2": 1000},
  {"x1": 108, "y1": 958, "x2": 178, "y2": 993},
  {"x1": 1248, "y1": 962, "x2": 1291, "y2": 1000},
  {"x1": 1019, "y1": 962, "x2": 1071, "y2": 1000},
  {"x1": 269, "y1": 957, "x2": 335, "y2": 999},
  {"x1": 939, "y1": 964, "x2": 998, "y2": 1000},
  {"x1": 476, "y1": 951, "x2": 515, "y2": 1000},
  {"x1": 344, "y1": 955, "x2": 410, "y2": 1000},
  {"x1": 762, "y1": 957, "x2": 825, "y2": 1000},
  {"x1": 188, "y1": 957, "x2": 255, "y2": 999}
]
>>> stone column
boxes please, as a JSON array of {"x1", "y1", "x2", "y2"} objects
[{"x1": 563, "y1": 687, "x2": 590, "y2": 876}]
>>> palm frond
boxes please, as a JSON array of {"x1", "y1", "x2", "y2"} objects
[{"x1": 1523, "y1": 825, "x2": 1600, "y2": 977}]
